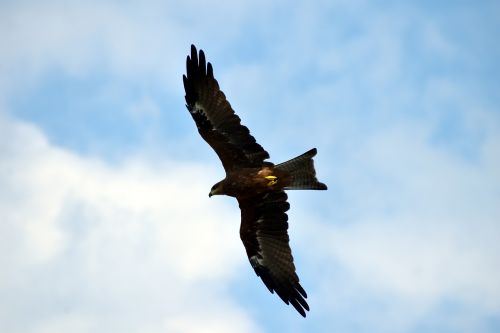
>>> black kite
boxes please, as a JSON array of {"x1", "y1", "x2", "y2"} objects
[{"x1": 183, "y1": 45, "x2": 327, "y2": 317}]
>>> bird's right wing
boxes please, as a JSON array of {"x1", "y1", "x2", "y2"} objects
[{"x1": 183, "y1": 45, "x2": 270, "y2": 171}]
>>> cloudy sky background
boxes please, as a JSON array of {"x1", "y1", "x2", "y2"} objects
[{"x1": 1, "y1": 1, "x2": 499, "y2": 332}]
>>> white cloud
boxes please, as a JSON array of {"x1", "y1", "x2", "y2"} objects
[
  {"x1": 0, "y1": 114, "x2": 260, "y2": 333},
  {"x1": 0, "y1": 1, "x2": 186, "y2": 96},
  {"x1": 1, "y1": 1, "x2": 499, "y2": 332},
  {"x1": 0, "y1": 0, "x2": 274, "y2": 97},
  {"x1": 294, "y1": 122, "x2": 500, "y2": 331}
]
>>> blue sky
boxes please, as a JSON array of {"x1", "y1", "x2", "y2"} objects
[{"x1": 1, "y1": 1, "x2": 499, "y2": 332}]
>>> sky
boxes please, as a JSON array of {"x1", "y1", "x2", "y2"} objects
[{"x1": 1, "y1": 1, "x2": 499, "y2": 332}]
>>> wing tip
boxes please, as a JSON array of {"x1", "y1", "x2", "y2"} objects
[
  {"x1": 190, "y1": 44, "x2": 197, "y2": 61},
  {"x1": 253, "y1": 260, "x2": 310, "y2": 317},
  {"x1": 186, "y1": 44, "x2": 211, "y2": 81},
  {"x1": 207, "y1": 62, "x2": 214, "y2": 78},
  {"x1": 291, "y1": 299, "x2": 308, "y2": 317}
]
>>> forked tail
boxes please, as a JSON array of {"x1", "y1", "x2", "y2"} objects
[{"x1": 275, "y1": 148, "x2": 327, "y2": 190}]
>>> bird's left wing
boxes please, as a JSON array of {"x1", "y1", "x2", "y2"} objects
[
  {"x1": 238, "y1": 191, "x2": 309, "y2": 317},
  {"x1": 183, "y1": 45, "x2": 270, "y2": 171}
]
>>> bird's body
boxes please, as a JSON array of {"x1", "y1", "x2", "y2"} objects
[
  {"x1": 211, "y1": 166, "x2": 287, "y2": 197},
  {"x1": 183, "y1": 45, "x2": 327, "y2": 317}
]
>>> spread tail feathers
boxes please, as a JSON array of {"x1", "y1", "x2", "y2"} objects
[{"x1": 276, "y1": 148, "x2": 327, "y2": 190}]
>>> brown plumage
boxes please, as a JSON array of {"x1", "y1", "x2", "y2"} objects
[{"x1": 183, "y1": 44, "x2": 327, "y2": 317}]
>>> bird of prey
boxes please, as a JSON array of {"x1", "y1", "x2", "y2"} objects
[{"x1": 183, "y1": 45, "x2": 327, "y2": 317}]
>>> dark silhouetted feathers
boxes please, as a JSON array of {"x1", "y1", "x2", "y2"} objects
[{"x1": 183, "y1": 45, "x2": 269, "y2": 171}]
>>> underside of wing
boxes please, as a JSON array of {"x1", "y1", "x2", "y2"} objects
[
  {"x1": 183, "y1": 45, "x2": 269, "y2": 171},
  {"x1": 238, "y1": 191, "x2": 309, "y2": 317}
]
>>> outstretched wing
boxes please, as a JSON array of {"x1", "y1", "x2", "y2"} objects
[
  {"x1": 238, "y1": 191, "x2": 309, "y2": 317},
  {"x1": 183, "y1": 45, "x2": 270, "y2": 171}
]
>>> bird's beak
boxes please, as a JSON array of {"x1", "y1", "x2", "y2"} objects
[{"x1": 209, "y1": 186, "x2": 221, "y2": 197}]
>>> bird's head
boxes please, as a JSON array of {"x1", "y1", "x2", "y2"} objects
[{"x1": 209, "y1": 180, "x2": 224, "y2": 197}]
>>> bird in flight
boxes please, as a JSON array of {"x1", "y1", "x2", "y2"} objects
[{"x1": 183, "y1": 45, "x2": 327, "y2": 317}]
